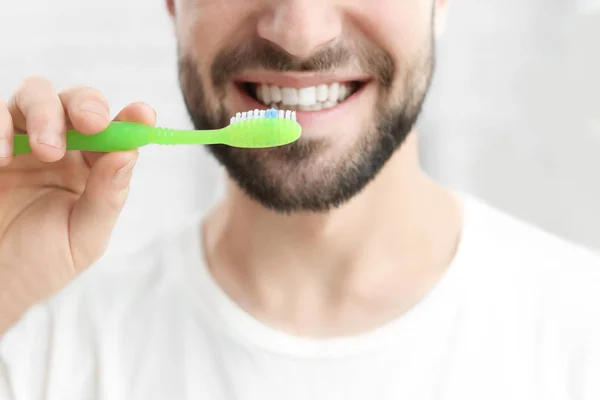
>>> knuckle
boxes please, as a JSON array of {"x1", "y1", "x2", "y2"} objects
[
  {"x1": 63, "y1": 85, "x2": 106, "y2": 104},
  {"x1": 14, "y1": 77, "x2": 59, "y2": 114},
  {"x1": 60, "y1": 87, "x2": 110, "y2": 125},
  {"x1": 80, "y1": 86, "x2": 104, "y2": 99},
  {"x1": 77, "y1": 89, "x2": 109, "y2": 112},
  {"x1": 24, "y1": 104, "x2": 66, "y2": 137},
  {"x1": 25, "y1": 97, "x2": 59, "y2": 117},
  {"x1": 20, "y1": 76, "x2": 55, "y2": 93}
]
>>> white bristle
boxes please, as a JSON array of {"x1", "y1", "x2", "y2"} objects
[{"x1": 230, "y1": 108, "x2": 301, "y2": 124}]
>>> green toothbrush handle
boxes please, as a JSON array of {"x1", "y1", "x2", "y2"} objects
[{"x1": 12, "y1": 121, "x2": 156, "y2": 155}]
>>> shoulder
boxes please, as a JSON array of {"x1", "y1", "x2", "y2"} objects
[
  {"x1": 459, "y1": 192, "x2": 600, "y2": 327},
  {"x1": 458, "y1": 194, "x2": 600, "y2": 380},
  {"x1": 461, "y1": 192, "x2": 600, "y2": 275}
]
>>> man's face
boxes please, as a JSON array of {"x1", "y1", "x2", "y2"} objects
[{"x1": 171, "y1": 0, "x2": 443, "y2": 213}]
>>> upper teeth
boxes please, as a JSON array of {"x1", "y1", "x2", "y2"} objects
[{"x1": 255, "y1": 83, "x2": 353, "y2": 111}]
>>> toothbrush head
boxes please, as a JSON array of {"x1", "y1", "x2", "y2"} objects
[{"x1": 223, "y1": 108, "x2": 301, "y2": 148}]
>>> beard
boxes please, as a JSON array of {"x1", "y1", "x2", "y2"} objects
[{"x1": 176, "y1": 32, "x2": 435, "y2": 214}]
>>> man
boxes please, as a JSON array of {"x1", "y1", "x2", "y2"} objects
[{"x1": 0, "y1": 0, "x2": 599, "y2": 398}]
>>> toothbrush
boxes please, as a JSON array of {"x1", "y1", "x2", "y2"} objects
[{"x1": 11, "y1": 108, "x2": 301, "y2": 155}]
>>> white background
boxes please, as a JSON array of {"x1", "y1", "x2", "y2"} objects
[{"x1": 1, "y1": 0, "x2": 599, "y2": 257}]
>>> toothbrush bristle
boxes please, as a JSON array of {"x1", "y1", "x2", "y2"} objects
[{"x1": 229, "y1": 108, "x2": 298, "y2": 125}]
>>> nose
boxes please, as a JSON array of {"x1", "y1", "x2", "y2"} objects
[{"x1": 257, "y1": 0, "x2": 343, "y2": 59}]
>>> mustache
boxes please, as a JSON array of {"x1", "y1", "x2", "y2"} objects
[{"x1": 210, "y1": 38, "x2": 395, "y2": 91}]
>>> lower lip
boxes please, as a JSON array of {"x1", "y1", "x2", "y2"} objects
[{"x1": 232, "y1": 83, "x2": 371, "y2": 136}]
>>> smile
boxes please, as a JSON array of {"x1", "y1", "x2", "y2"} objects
[
  {"x1": 239, "y1": 81, "x2": 366, "y2": 111},
  {"x1": 230, "y1": 72, "x2": 374, "y2": 135}
]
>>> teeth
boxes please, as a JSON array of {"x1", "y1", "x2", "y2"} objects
[
  {"x1": 339, "y1": 85, "x2": 348, "y2": 100},
  {"x1": 281, "y1": 88, "x2": 298, "y2": 106},
  {"x1": 316, "y1": 84, "x2": 328, "y2": 102},
  {"x1": 252, "y1": 81, "x2": 356, "y2": 111},
  {"x1": 261, "y1": 85, "x2": 271, "y2": 104},
  {"x1": 270, "y1": 86, "x2": 282, "y2": 103},
  {"x1": 327, "y1": 83, "x2": 340, "y2": 102},
  {"x1": 298, "y1": 87, "x2": 316, "y2": 106}
]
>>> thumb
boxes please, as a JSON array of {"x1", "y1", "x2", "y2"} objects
[{"x1": 68, "y1": 150, "x2": 138, "y2": 269}]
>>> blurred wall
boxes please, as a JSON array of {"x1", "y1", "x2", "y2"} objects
[
  {"x1": 419, "y1": 0, "x2": 600, "y2": 250},
  {"x1": 1, "y1": 1, "x2": 599, "y2": 254}
]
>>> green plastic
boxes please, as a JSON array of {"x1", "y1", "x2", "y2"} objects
[{"x1": 12, "y1": 118, "x2": 302, "y2": 155}]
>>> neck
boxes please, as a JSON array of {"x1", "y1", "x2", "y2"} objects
[{"x1": 203, "y1": 132, "x2": 463, "y2": 337}]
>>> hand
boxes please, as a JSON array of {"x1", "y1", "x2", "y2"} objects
[{"x1": 0, "y1": 76, "x2": 156, "y2": 333}]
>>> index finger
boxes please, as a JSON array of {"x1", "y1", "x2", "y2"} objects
[
  {"x1": 58, "y1": 86, "x2": 111, "y2": 135},
  {"x1": 7, "y1": 76, "x2": 67, "y2": 162}
]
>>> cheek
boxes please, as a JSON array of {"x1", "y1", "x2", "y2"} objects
[
  {"x1": 178, "y1": 7, "x2": 226, "y2": 56},
  {"x1": 359, "y1": 1, "x2": 433, "y2": 64},
  {"x1": 177, "y1": 0, "x2": 256, "y2": 54},
  {"x1": 176, "y1": 1, "x2": 259, "y2": 83}
]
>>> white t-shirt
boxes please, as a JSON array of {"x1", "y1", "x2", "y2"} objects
[{"x1": 1, "y1": 194, "x2": 599, "y2": 400}]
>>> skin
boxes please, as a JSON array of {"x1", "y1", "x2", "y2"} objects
[
  {"x1": 169, "y1": 0, "x2": 462, "y2": 337},
  {"x1": 0, "y1": 80, "x2": 154, "y2": 333},
  {"x1": 0, "y1": 0, "x2": 461, "y2": 338}
]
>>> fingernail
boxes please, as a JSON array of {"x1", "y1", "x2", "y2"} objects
[
  {"x1": 79, "y1": 101, "x2": 109, "y2": 121},
  {"x1": 0, "y1": 138, "x2": 10, "y2": 158},
  {"x1": 113, "y1": 159, "x2": 136, "y2": 184},
  {"x1": 36, "y1": 132, "x2": 63, "y2": 149}
]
